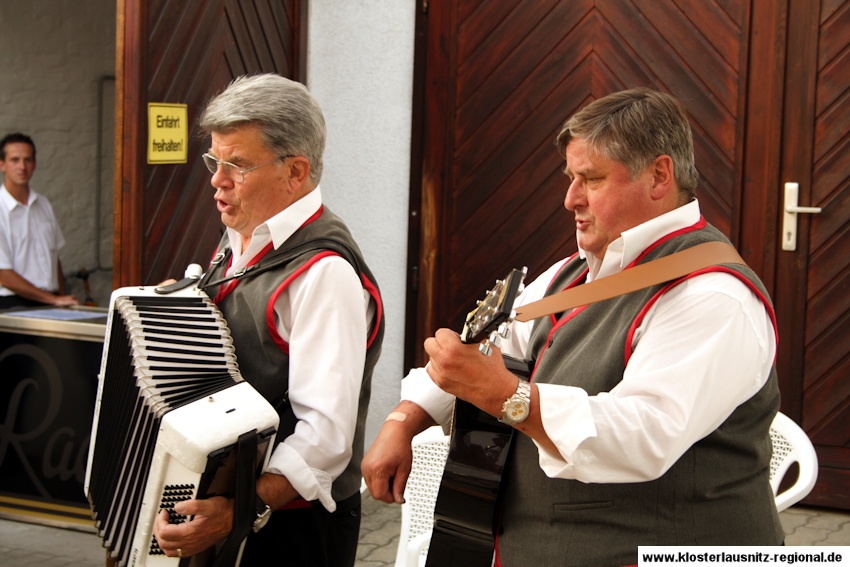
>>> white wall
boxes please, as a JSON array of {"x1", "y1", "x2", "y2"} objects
[
  {"x1": 0, "y1": 0, "x2": 116, "y2": 306},
  {"x1": 307, "y1": 1, "x2": 416, "y2": 445}
]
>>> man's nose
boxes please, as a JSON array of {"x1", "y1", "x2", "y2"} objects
[
  {"x1": 564, "y1": 179, "x2": 583, "y2": 211},
  {"x1": 210, "y1": 166, "x2": 232, "y2": 189}
]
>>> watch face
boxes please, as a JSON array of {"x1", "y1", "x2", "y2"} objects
[
  {"x1": 501, "y1": 380, "x2": 531, "y2": 425},
  {"x1": 504, "y1": 400, "x2": 529, "y2": 423}
]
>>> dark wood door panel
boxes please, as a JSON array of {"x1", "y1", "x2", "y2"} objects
[
  {"x1": 434, "y1": 0, "x2": 752, "y2": 335},
  {"x1": 627, "y1": 0, "x2": 742, "y2": 114},
  {"x1": 596, "y1": 2, "x2": 742, "y2": 158},
  {"x1": 799, "y1": 0, "x2": 850, "y2": 503},
  {"x1": 118, "y1": 0, "x2": 303, "y2": 288},
  {"x1": 770, "y1": 0, "x2": 850, "y2": 509},
  {"x1": 455, "y1": 0, "x2": 591, "y2": 148}
]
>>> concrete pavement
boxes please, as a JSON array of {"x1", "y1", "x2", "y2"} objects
[{"x1": 0, "y1": 496, "x2": 847, "y2": 566}]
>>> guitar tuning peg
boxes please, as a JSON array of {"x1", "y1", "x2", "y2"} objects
[
  {"x1": 497, "y1": 322, "x2": 511, "y2": 340},
  {"x1": 488, "y1": 330, "x2": 502, "y2": 349},
  {"x1": 479, "y1": 341, "x2": 493, "y2": 356}
]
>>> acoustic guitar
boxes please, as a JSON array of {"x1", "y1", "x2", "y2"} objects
[{"x1": 425, "y1": 267, "x2": 528, "y2": 567}]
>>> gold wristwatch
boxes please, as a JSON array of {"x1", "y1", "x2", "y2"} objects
[{"x1": 499, "y1": 379, "x2": 531, "y2": 426}]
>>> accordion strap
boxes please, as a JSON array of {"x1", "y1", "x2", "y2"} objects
[
  {"x1": 212, "y1": 430, "x2": 259, "y2": 567},
  {"x1": 196, "y1": 238, "x2": 362, "y2": 292}
]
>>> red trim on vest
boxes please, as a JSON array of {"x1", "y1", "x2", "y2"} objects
[
  {"x1": 265, "y1": 250, "x2": 384, "y2": 353},
  {"x1": 529, "y1": 260, "x2": 589, "y2": 382},
  {"x1": 546, "y1": 257, "x2": 587, "y2": 327},
  {"x1": 278, "y1": 497, "x2": 312, "y2": 511},
  {"x1": 624, "y1": 266, "x2": 779, "y2": 365},
  {"x1": 211, "y1": 206, "x2": 326, "y2": 305},
  {"x1": 266, "y1": 250, "x2": 342, "y2": 353},
  {"x1": 213, "y1": 242, "x2": 274, "y2": 304},
  {"x1": 530, "y1": 304, "x2": 589, "y2": 383},
  {"x1": 361, "y1": 273, "x2": 383, "y2": 348},
  {"x1": 544, "y1": 253, "x2": 581, "y2": 313},
  {"x1": 631, "y1": 216, "x2": 706, "y2": 266},
  {"x1": 302, "y1": 205, "x2": 324, "y2": 227}
]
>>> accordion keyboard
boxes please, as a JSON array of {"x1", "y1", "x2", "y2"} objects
[{"x1": 84, "y1": 286, "x2": 278, "y2": 567}]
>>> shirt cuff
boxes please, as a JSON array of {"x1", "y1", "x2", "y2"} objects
[
  {"x1": 266, "y1": 442, "x2": 336, "y2": 512},
  {"x1": 535, "y1": 383, "x2": 597, "y2": 477},
  {"x1": 400, "y1": 365, "x2": 455, "y2": 426}
]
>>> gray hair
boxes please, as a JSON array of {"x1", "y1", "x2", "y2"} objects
[
  {"x1": 555, "y1": 87, "x2": 698, "y2": 200},
  {"x1": 199, "y1": 74, "x2": 326, "y2": 183}
]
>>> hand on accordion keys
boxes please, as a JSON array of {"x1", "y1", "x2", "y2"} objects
[
  {"x1": 152, "y1": 469, "x2": 302, "y2": 559},
  {"x1": 153, "y1": 495, "x2": 235, "y2": 559}
]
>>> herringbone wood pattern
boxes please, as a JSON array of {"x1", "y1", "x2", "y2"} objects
[
  {"x1": 125, "y1": 0, "x2": 300, "y2": 286},
  {"x1": 435, "y1": 0, "x2": 751, "y2": 331},
  {"x1": 801, "y1": 0, "x2": 850, "y2": 484}
]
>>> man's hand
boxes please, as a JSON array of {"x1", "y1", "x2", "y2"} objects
[
  {"x1": 424, "y1": 328, "x2": 517, "y2": 418},
  {"x1": 153, "y1": 496, "x2": 233, "y2": 558},
  {"x1": 362, "y1": 401, "x2": 434, "y2": 505},
  {"x1": 52, "y1": 294, "x2": 78, "y2": 306},
  {"x1": 0, "y1": 268, "x2": 79, "y2": 307},
  {"x1": 362, "y1": 425, "x2": 413, "y2": 505}
]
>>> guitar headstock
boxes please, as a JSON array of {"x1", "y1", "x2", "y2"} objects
[{"x1": 460, "y1": 267, "x2": 527, "y2": 351}]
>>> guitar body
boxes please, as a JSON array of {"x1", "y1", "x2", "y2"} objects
[{"x1": 425, "y1": 352, "x2": 529, "y2": 567}]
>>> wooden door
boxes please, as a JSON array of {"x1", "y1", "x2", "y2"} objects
[
  {"x1": 408, "y1": 0, "x2": 849, "y2": 508},
  {"x1": 774, "y1": 0, "x2": 850, "y2": 509},
  {"x1": 114, "y1": 0, "x2": 305, "y2": 288},
  {"x1": 409, "y1": 0, "x2": 763, "y2": 358}
]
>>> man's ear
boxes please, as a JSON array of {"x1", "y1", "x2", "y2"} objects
[
  {"x1": 284, "y1": 156, "x2": 313, "y2": 193},
  {"x1": 649, "y1": 155, "x2": 675, "y2": 201}
]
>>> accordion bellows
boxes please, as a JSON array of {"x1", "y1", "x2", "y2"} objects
[{"x1": 85, "y1": 285, "x2": 279, "y2": 566}]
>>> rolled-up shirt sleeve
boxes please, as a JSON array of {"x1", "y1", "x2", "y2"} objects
[
  {"x1": 265, "y1": 256, "x2": 371, "y2": 512},
  {"x1": 400, "y1": 365, "x2": 454, "y2": 427}
]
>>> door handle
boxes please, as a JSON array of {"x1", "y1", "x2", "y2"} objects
[{"x1": 782, "y1": 182, "x2": 822, "y2": 251}]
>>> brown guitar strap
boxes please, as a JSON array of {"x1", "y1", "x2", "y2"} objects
[{"x1": 513, "y1": 241, "x2": 746, "y2": 322}]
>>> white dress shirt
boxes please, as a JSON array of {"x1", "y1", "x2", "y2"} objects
[
  {"x1": 0, "y1": 185, "x2": 65, "y2": 296},
  {"x1": 402, "y1": 200, "x2": 776, "y2": 483},
  {"x1": 224, "y1": 187, "x2": 374, "y2": 512}
]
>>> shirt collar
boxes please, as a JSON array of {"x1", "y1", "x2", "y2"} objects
[
  {"x1": 583, "y1": 199, "x2": 702, "y2": 281},
  {"x1": 0, "y1": 184, "x2": 38, "y2": 211},
  {"x1": 226, "y1": 185, "x2": 323, "y2": 263}
]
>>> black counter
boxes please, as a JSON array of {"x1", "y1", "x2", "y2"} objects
[{"x1": 0, "y1": 306, "x2": 107, "y2": 531}]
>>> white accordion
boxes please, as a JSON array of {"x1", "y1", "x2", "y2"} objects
[{"x1": 85, "y1": 283, "x2": 279, "y2": 567}]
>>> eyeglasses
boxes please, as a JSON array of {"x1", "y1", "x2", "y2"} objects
[{"x1": 202, "y1": 153, "x2": 292, "y2": 183}]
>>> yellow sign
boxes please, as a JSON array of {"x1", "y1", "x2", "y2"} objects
[{"x1": 147, "y1": 103, "x2": 188, "y2": 164}]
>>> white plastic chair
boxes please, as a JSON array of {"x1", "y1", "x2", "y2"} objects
[
  {"x1": 769, "y1": 411, "x2": 818, "y2": 512},
  {"x1": 394, "y1": 426, "x2": 450, "y2": 567}
]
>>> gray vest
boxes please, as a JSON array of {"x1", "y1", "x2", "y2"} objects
[
  {"x1": 204, "y1": 206, "x2": 384, "y2": 502},
  {"x1": 499, "y1": 223, "x2": 783, "y2": 566}
]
